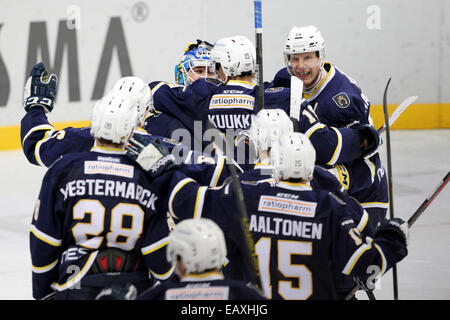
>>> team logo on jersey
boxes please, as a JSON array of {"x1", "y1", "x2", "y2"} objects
[{"x1": 332, "y1": 92, "x2": 351, "y2": 108}]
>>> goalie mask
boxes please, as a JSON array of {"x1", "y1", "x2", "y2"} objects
[
  {"x1": 270, "y1": 132, "x2": 316, "y2": 181},
  {"x1": 90, "y1": 92, "x2": 138, "y2": 144},
  {"x1": 111, "y1": 77, "x2": 153, "y2": 126},
  {"x1": 175, "y1": 46, "x2": 212, "y2": 85},
  {"x1": 166, "y1": 218, "x2": 227, "y2": 275}
]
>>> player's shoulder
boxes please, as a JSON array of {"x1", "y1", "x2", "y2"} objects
[
  {"x1": 46, "y1": 150, "x2": 92, "y2": 172},
  {"x1": 270, "y1": 67, "x2": 291, "y2": 88},
  {"x1": 327, "y1": 64, "x2": 366, "y2": 100}
]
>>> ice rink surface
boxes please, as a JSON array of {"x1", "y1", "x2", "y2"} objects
[{"x1": 0, "y1": 129, "x2": 449, "y2": 300}]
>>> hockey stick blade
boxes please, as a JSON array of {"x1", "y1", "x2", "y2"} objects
[
  {"x1": 290, "y1": 76, "x2": 303, "y2": 132},
  {"x1": 378, "y1": 95, "x2": 418, "y2": 134},
  {"x1": 382, "y1": 77, "x2": 400, "y2": 300},
  {"x1": 408, "y1": 171, "x2": 450, "y2": 228}
]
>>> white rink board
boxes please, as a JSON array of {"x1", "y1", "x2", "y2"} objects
[{"x1": 1, "y1": 0, "x2": 450, "y2": 127}]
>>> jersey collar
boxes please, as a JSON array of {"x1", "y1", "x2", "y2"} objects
[
  {"x1": 226, "y1": 79, "x2": 255, "y2": 89},
  {"x1": 303, "y1": 62, "x2": 335, "y2": 101},
  {"x1": 180, "y1": 271, "x2": 225, "y2": 282},
  {"x1": 91, "y1": 145, "x2": 127, "y2": 155}
]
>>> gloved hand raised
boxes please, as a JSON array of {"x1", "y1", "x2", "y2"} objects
[{"x1": 23, "y1": 62, "x2": 58, "y2": 113}]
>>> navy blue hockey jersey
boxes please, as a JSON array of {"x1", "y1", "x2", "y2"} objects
[
  {"x1": 139, "y1": 272, "x2": 265, "y2": 300},
  {"x1": 271, "y1": 63, "x2": 389, "y2": 224},
  {"x1": 149, "y1": 78, "x2": 365, "y2": 167},
  {"x1": 29, "y1": 147, "x2": 175, "y2": 299},
  {"x1": 159, "y1": 170, "x2": 407, "y2": 300},
  {"x1": 20, "y1": 107, "x2": 233, "y2": 187}
]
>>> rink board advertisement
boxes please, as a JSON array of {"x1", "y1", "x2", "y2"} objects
[{"x1": 1, "y1": 0, "x2": 449, "y2": 150}]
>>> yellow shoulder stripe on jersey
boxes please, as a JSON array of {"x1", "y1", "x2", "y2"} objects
[
  {"x1": 210, "y1": 155, "x2": 225, "y2": 187},
  {"x1": 326, "y1": 127, "x2": 343, "y2": 166},
  {"x1": 168, "y1": 178, "x2": 195, "y2": 219},
  {"x1": 150, "y1": 81, "x2": 168, "y2": 95},
  {"x1": 360, "y1": 202, "x2": 389, "y2": 209},
  {"x1": 32, "y1": 259, "x2": 59, "y2": 274},
  {"x1": 21, "y1": 124, "x2": 54, "y2": 145},
  {"x1": 193, "y1": 186, "x2": 207, "y2": 219},
  {"x1": 150, "y1": 264, "x2": 175, "y2": 281},
  {"x1": 364, "y1": 159, "x2": 376, "y2": 183},
  {"x1": 373, "y1": 243, "x2": 387, "y2": 277},
  {"x1": 304, "y1": 122, "x2": 326, "y2": 139},
  {"x1": 356, "y1": 210, "x2": 369, "y2": 232},
  {"x1": 30, "y1": 225, "x2": 62, "y2": 247},
  {"x1": 34, "y1": 129, "x2": 55, "y2": 167},
  {"x1": 141, "y1": 236, "x2": 170, "y2": 256},
  {"x1": 342, "y1": 237, "x2": 373, "y2": 275}
]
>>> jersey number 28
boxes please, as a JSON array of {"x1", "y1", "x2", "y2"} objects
[{"x1": 72, "y1": 199, "x2": 144, "y2": 251}]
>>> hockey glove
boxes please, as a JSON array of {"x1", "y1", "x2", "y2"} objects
[
  {"x1": 353, "y1": 124, "x2": 383, "y2": 159},
  {"x1": 376, "y1": 217, "x2": 409, "y2": 246},
  {"x1": 95, "y1": 284, "x2": 138, "y2": 300},
  {"x1": 126, "y1": 135, "x2": 177, "y2": 179},
  {"x1": 23, "y1": 62, "x2": 58, "y2": 112}
]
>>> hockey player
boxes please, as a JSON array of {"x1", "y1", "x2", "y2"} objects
[
  {"x1": 149, "y1": 36, "x2": 377, "y2": 168},
  {"x1": 29, "y1": 92, "x2": 175, "y2": 300},
  {"x1": 174, "y1": 39, "x2": 214, "y2": 86},
  {"x1": 138, "y1": 218, "x2": 265, "y2": 300},
  {"x1": 200, "y1": 108, "x2": 375, "y2": 297},
  {"x1": 21, "y1": 62, "x2": 231, "y2": 188},
  {"x1": 272, "y1": 25, "x2": 388, "y2": 225},
  {"x1": 21, "y1": 63, "x2": 156, "y2": 168},
  {"x1": 144, "y1": 40, "x2": 215, "y2": 139},
  {"x1": 126, "y1": 132, "x2": 408, "y2": 300}
]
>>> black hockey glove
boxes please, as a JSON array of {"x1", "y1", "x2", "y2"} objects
[
  {"x1": 353, "y1": 124, "x2": 382, "y2": 159},
  {"x1": 126, "y1": 135, "x2": 177, "y2": 179},
  {"x1": 376, "y1": 217, "x2": 409, "y2": 246},
  {"x1": 23, "y1": 62, "x2": 58, "y2": 112}
]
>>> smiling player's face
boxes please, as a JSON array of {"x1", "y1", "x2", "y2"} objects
[{"x1": 289, "y1": 52, "x2": 321, "y2": 88}]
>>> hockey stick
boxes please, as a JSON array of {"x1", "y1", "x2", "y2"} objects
[
  {"x1": 254, "y1": 0, "x2": 264, "y2": 113},
  {"x1": 378, "y1": 95, "x2": 418, "y2": 134},
  {"x1": 408, "y1": 171, "x2": 450, "y2": 228},
  {"x1": 345, "y1": 171, "x2": 450, "y2": 300},
  {"x1": 206, "y1": 121, "x2": 263, "y2": 291},
  {"x1": 382, "y1": 77, "x2": 400, "y2": 300},
  {"x1": 290, "y1": 76, "x2": 303, "y2": 132}
]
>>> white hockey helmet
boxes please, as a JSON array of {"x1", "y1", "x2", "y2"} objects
[
  {"x1": 111, "y1": 77, "x2": 153, "y2": 126},
  {"x1": 166, "y1": 218, "x2": 227, "y2": 275},
  {"x1": 211, "y1": 35, "x2": 256, "y2": 81},
  {"x1": 90, "y1": 92, "x2": 138, "y2": 144},
  {"x1": 247, "y1": 108, "x2": 294, "y2": 153},
  {"x1": 270, "y1": 132, "x2": 316, "y2": 181},
  {"x1": 284, "y1": 26, "x2": 325, "y2": 75}
]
